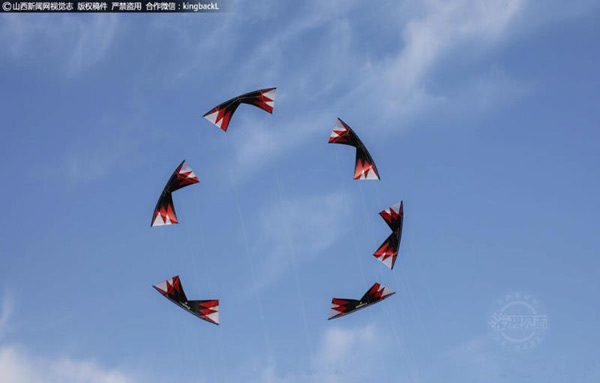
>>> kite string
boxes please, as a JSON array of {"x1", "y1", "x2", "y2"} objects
[
  {"x1": 181, "y1": 213, "x2": 202, "y2": 379},
  {"x1": 332, "y1": 145, "x2": 380, "y2": 328},
  {"x1": 368, "y1": 183, "x2": 425, "y2": 381},
  {"x1": 356, "y1": 183, "x2": 386, "y2": 281},
  {"x1": 369, "y1": 181, "x2": 433, "y2": 381},
  {"x1": 228, "y1": 167, "x2": 273, "y2": 360},
  {"x1": 274, "y1": 167, "x2": 314, "y2": 357},
  {"x1": 333, "y1": 148, "x2": 369, "y2": 287},
  {"x1": 335, "y1": 139, "x2": 404, "y2": 381},
  {"x1": 188, "y1": 190, "x2": 229, "y2": 383},
  {"x1": 157, "y1": 227, "x2": 186, "y2": 383},
  {"x1": 357, "y1": 181, "x2": 412, "y2": 382}
]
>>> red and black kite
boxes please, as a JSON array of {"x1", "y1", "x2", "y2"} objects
[
  {"x1": 329, "y1": 282, "x2": 395, "y2": 320},
  {"x1": 151, "y1": 160, "x2": 199, "y2": 227},
  {"x1": 374, "y1": 201, "x2": 404, "y2": 269},
  {"x1": 328, "y1": 118, "x2": 380, "y2": 180},
  {"x1": 153, "y1": 276, "x2": 219, "y2": 325},
  {"x1": 203, "y1": 88, "x2": 276, "y2": 132}
]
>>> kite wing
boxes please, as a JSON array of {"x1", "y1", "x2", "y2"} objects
[
  {"x1": 152, "y1": 192, "x2": 178, "y2": 227},
  {"x1": 380, "y1": 201, "x2": 403, "y2": 231},
  {"x1": 373, "y1": 201, "x2": 403, "y2": 269},
  {"x1": 153, "y1": 276, "x2": 220, "y2": 325},
  {"x1": 188, "y1": 300, "x2": 220, "y2": 325},
  {"x1": 329, "y1": 298, "x2": 361, "y2": 321},
  {"x1": 328, "y1": 282, "x2": 395, "y2": 320},
  {"x1": 169, "y1": 160, "x2": 200, "y2": 192},
  {"x1": 374, "y1": 231, "x2": 401, "y2": 269},
  {"x1": 203, "y1": 87, "x2": 276, "y2": 131},
  {"x1": 328, "y1": 118, "x2": 380, "y2": 180},
  {"x1": 151, "y1": 160, "x2": 199, "y2": 227},
  {"x1": 359, "y1": 282, "x2": 395, "y2": 303},
  {"x1": 153, "y1": 275, "x2": 188, "y2": 303}
]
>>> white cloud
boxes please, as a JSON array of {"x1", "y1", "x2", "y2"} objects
[
  {"x1": 66, "y1": 16, "x2": 119, "y2": 75},
  {"x1": 30, "y1": 112, "x2": 148, "y2": 185},
  {"x1": 0, "y1": 15, "x2": 119, "y2": 75},
  {"x1": 227, "y1": 111, "x2": 331, "y2": 180},
  {"x1": 199, "y1": 0, "x2": 528, "y2": 175},
  {"x1": 64, "y1": 131, "x2": 141, "y2": 184},
  {"x1": 449, "y1": 337, "x2": 504, "y2": 383},
  {"x1": 0, "y1": 292, "x2": 13, "y2": 339},
  {"x1": 345, "y1": 0, "x2": 524, "y2": 124},
  {"x1": 312, "y1": 324, "x2": 377, "y2": 369},
  {"x1": 247, "y1": 190, "x2": 352, "y2": 292},
  {"x1": 0, "y1": 346, "x2": 135, "y2": 383},
  {"x1": 257, "y1": 324, "x2": 391, "y2": 383},
  {"x1": 0, "y1": 295, "x2": 136, "y2": 383},
  {"x1": 242, "y1": 0, "x2": 525, "y2": 122},
  {"x1": 229, "y1": 120, "x2": 288, "y2": 178}
]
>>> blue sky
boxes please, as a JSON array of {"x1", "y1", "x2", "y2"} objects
[{"x1": 0, "y1": 1, "x2": 599, "y2": 382}]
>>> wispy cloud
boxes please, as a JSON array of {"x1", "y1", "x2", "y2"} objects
[
  {"x1": 65, "y1": 16, "x2": 119, "y2": 75},
  {"x1": 0, "y1": 15, "x2": 119, "y2": 75},
  {"x1": 30, "y1": 112, "x2": 148, "y2": 186},
  {"x1": 241, "y1": 0, "x2": 525, "y2": 123},
  {"x1": 0, "y1": 295, "x2": 137, "y2": 383},
  {"x1": 259, "y1": 324, "x2": 392, "y2": 383},
  {"x1": 226, "y1": 112, "x2": 331, "y2": 179},
  {"x1": 311, "y1": 324, "x2": 378, "y2": 370},
  {"x1": 0, "y1": 346, "x2": 136, "y2": 383},
  {"x1": 63, "y1": 128, "x2": 143, "y2": 184},
  {"x1": 248, "y1": 190, "x2": 352, "y2": 292},
  {"x1": 343, "y1": 0, "x2": 524, "y2": 125},
  {"x1": 449, "y1": 337, "x2": 506, "y2": 383},
  {"x1": 0, "y1": 292, "x2": 13, "y2": 339},
  {"x1": 193, "y1": 0, "x2": 528, "y2": 176}
]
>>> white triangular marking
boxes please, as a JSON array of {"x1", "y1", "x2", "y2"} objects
[
  {"x1": 207, "y1": 311, "x2": 219, "y2": 324},
  {"x1": 263, "y1": 89, "x2": 276, "y2": 102},
  {"x1": 365, "y1": 168, "x2": 379, "y2": 180},
  {"x1": 382, "y1": 256, "x2": 393, "y2": 269},
  {"x1": 153, "y1": 214, "x2": 166, "y2": 227},
  {"x1": 204, "y1": 111, "x2": 218, "y2": 125},
  {"x1": 154, "y1": 281, "x2": 167, "y2": 293},
  {"x1": 381, "y1": 286, "x2": 394, "y2": 298}
]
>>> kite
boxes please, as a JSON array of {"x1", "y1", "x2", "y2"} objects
[
  {"x1": 151, "y1": 160, "x2": 199, "y2": 227},
  {"x1": 373, "y1": 201, "x2": 404, "y2": 269},
  {"x1": 329, "y1": 282, "x2": 395, "y2": 320},
  {"x1": 153, "y1": 276, "x2": 219, "y2": 325},
  {"x1": 328, "y1": 118, "x2": 380, "y2": 180},
  {"x1": 203, "y1": 87, "x2": 277, "y2": 131}
]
